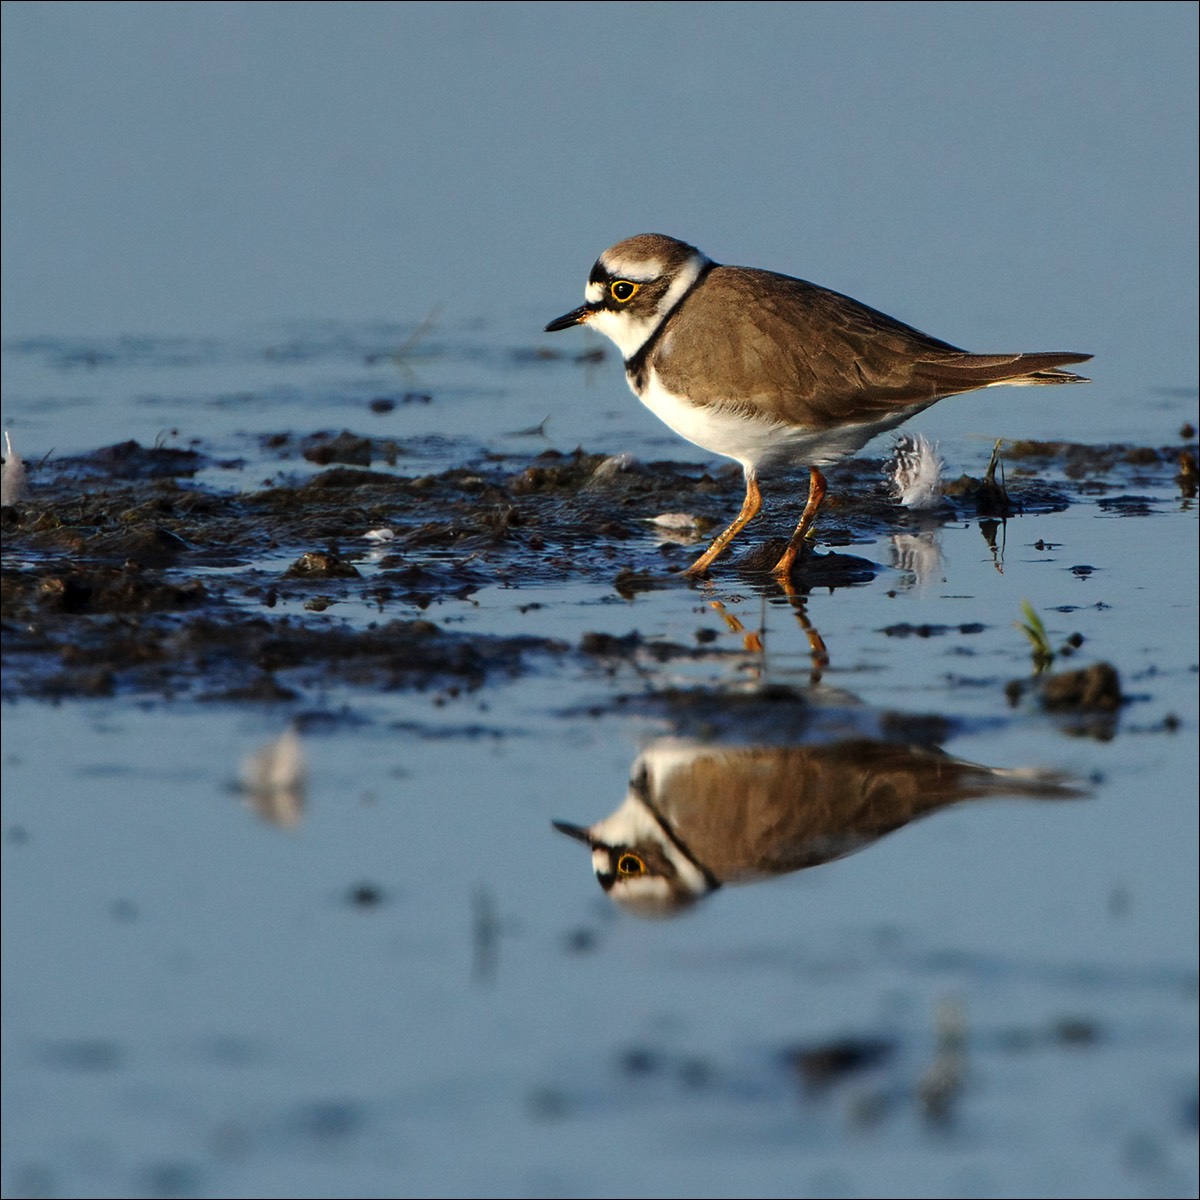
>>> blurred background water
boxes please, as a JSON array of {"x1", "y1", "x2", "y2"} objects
[{"x1": 2, "y1": 4, "x2": 1197, "y2": 1198}]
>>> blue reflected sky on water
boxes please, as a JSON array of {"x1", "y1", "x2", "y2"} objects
[
  {"x1": 2, "y1": 2, "x2": 1197, "y2": 395},
  {"x1": 2, "y1": 4, "x2": 1198, "y2": 1198}
]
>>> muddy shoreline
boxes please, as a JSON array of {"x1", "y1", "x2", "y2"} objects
[{"x1": 2, "y1": 431, "x2": 1194, "y2": 704}]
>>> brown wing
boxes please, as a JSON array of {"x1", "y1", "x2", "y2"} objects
[
  {"x1": 653, "y1": 266, "x2": 1091, "y2": 428},
  {"x1": 655, "y1": 741, "x2": 1081, "y2": 882}
]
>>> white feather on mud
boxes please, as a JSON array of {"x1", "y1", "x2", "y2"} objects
[
  {"x1": 890, "y1": 434, "x2": 945, "y2": 510},
  {"x1": 2, "y1": 431, "x2": 27, "y2": 505}
]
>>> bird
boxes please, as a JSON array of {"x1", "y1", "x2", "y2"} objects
[
  {"x1": 554, "y1": 734, "x2": 1083, "y2": 917},
  {"x1": 545, "y1": 234, "x2": 1091, "y2": 577}
]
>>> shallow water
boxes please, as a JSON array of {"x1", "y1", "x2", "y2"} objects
[{"x1": 2, "y1": 324, "x2": 1197, "y2": 1199}]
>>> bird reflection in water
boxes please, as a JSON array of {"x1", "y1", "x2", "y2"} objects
[{"x1": 554, "y1": 690, "x2": 1083, "y2": 917}]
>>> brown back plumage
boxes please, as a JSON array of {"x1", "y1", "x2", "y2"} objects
[
  {"x1": 649, "y1": 739, "x2": 1082, "y2": 883},
  {"x1": 649, "y1": 265, "x2": 1091, "y2": 428}
]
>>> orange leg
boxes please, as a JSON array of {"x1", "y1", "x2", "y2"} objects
[
  {"x1": 785, "y1": 589, "x2": 830, "y2": 680},
  {"x1": 708, "y1": 598, "x2": 765, "y2": 653},
  {"x1": 771, "y1": 467, "x2": 827, "y2": 577},
  {"x1": 684, "y1": 469, "x2": 762, "y2": 576}
]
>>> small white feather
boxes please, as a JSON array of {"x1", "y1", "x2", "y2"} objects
[
  {"x1": 891, "y1": 434, "x2": 945, "y2": 510},
  {"x1": 2, "y1": 430, "x2": 27, "y2": 505}
]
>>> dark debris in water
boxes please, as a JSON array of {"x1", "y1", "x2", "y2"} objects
[
  {"x1": 79, "y1": 439, "x2": 204, "y2": 480},
  {"x1": 583, "y1": 683, "x2": 964, "y2": 749},
  {"x1": 346, "y1": 881, "x2": 386, "y2": 908},
  {"x1": 0, "y1": 433, "x2": 1192, "y2": 703},
  {"x1": 784, "y1": 1036, "x2": 896, "y2": 1093},
  {"x1": 1, "y1": 596, "x2": 566, "y2": 701},
  {"x1": 296, "y1": 428, "x2": 408, "y2": 468},
  {"x1": 1005, "y1": 661, "x2": 1126, "y2": 741},
  {"x1": 531, "y1": 994, "x2": 1131, "y2": 1138},
  {"x1": 1038, "y1": 662, "x2": 1125, "y2": 712},
  {"x1": 881, "y1": 621, "x2": 987, "y2": 638},
  {"x1": 1005, "y1": 662, "x2": 1125, "y2": 714}
]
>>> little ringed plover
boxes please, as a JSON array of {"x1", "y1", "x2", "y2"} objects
[{"x1": 545, "y1": 233, "x2": 1091, "y2": 577}]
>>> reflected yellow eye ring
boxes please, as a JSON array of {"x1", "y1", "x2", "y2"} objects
[
  {"x1": 617, "y1": 853, "x2": 645, "y2": 876},
  {"x1": 610, "y1": 280, "x2": 640, "y2": 303}
]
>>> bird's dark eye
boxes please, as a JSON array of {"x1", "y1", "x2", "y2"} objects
[
  {"x1": 610, "y1": 280, "x2": 639, "y2": 303},
  {"x1": 617, "y1": 853, "x2": 645, "y2": 876}
]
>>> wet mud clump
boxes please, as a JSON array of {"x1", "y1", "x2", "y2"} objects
[{"x1": 1, "y1": 430, "x2": 1194, "y2": 704}]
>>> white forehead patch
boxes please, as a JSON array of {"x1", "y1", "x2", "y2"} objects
[{"x1": 610, "y1": 874, "x2": 683, "y2": 916}]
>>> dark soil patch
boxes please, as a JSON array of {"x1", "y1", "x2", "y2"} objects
[{"x1": 1, "y1": 433, "x2": 1192, "y2": 703}]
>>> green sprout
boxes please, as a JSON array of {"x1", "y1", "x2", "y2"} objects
[{"x1": 1017, "y1": 599, "x2": 1055, "y2": 674}]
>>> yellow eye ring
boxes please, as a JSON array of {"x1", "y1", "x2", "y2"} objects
[
  {"x1": 617, "y1": 853, "x2": 645, "y2": 876},
  {"x1": 610, "y1": 280, "x2": 640, "y2": 303}
]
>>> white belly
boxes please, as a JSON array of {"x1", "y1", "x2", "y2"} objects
[{"x1": 634, "y1": 368, "x2": 899, "y2": 473}]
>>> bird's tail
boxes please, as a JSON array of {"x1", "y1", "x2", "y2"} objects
[{"x1": 921, "y1": 351, "x2": 1091, "y2": 391}]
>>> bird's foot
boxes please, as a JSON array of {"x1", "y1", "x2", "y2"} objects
[{"x1": 770, "y1": 533, "x2": 816, "y2": 578}]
